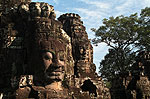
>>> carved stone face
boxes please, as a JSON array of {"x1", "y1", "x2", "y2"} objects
[
  {"x1": 41, "y1": 3, "x2": 51, "y2": 17},
  {"x1": 42, "y1": 51, "x2": 65, "y2": 82},
  {"x1": 29, "y1": 2, "x2": 41, "y2": 17},
  {"x1": 30, "y1": 39, "x2": 66, "y2": 85}
]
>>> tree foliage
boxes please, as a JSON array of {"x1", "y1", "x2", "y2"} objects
[
  {"x1": 100, "y1": 48, "x2": 136, "y2": 81},
  {"x1": 92, "y1": 13, "x2": 139, "y2": 50},
  {"x1": 138, "y1": 7, "x2": 150, "y2": 50},
  {"x1": 92, "y1": 7, "x2": 150, "y2": 81}
]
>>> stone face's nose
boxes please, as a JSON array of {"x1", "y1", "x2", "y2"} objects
[
  {"x1": 56, "y1": 60, "x2": 65, "y2": 67},
  {"x1": 48, "y1": 62, "x2": 64, "y2": 72}
]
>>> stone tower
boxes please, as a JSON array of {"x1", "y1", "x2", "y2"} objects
[{"x1": 58, "y1": 13, "x2": 110, "y2": 98}]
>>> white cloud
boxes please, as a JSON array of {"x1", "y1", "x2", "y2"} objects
[
  {"x1": 114, "y1": 0, "x2": 150, "y2": 16},
  {"x1": 76, "y1": 0, "x2": 112, "y2": 19},
  {"x1": 142, "y1": 0, "x2": 150, "y2": 8},
  {"x1": 73, "y1": 7, "x2": 108, "y2": 28},
  {"x1": 78, "y1": 0, "x2": 111, "y2": 9},
  {"x1": 53, "y1": 0, "x2": 59, "y2": 4},
  {"x1": 115, "y1": 0, "x2": 133, "y2": 10},
  {"x1": 74, "y1": 8, "x2": 102, "y2": 19},
  {"x1": 114, "y1": 0, "x2": 136, "y2": 15}
]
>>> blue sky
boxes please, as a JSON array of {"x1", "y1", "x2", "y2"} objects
[{"x1": 32, "y1": 0, "x2": 150, "y2": 73}]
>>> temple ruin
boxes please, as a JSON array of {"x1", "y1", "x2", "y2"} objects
[
  {"x1": 0, "y1": 0, "x2": 110, "y2": 98},
  {"x1": 1, "y1": 0, "x2": 150, "y2": 99}
]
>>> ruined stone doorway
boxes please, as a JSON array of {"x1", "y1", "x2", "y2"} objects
[{"x1": 80, "y1": 79, "x2": 97, "y2": 97}]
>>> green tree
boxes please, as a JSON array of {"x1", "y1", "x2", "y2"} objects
[
  {"x1": 93, "y1": 7, "x2": 150, "y2": 81},
  {"x1": 138, "y1": 7, "x2": 150, "y2": 50},
  {"x1": 100, "y1": 48, "x2": 136, "y2": 81},
  {"x1": 92, "y1": 13, "x2": 140, "y2": 80}
]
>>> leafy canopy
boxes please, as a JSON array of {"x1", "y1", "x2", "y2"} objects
[{"x1": 92, "y1": 7, "x2": 150, "y2": 81}]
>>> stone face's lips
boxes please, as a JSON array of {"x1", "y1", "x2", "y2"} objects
[
  {"x1": 45, "y1": 72, "x2": 62, "y2": 81},
  {"x1": 44, "y1": 65, "x2": 64, "y2": 80},
  {"x1": 47, "y1": 71, "x2": 61, "y2": 76}
]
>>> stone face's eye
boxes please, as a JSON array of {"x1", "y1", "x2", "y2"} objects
[
  {"x1": 44, "y1": 55, "x2": 51, "y2": 60},
  {"x1": 43, "y1": 52, "x2": 53, "y2": 60}
]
